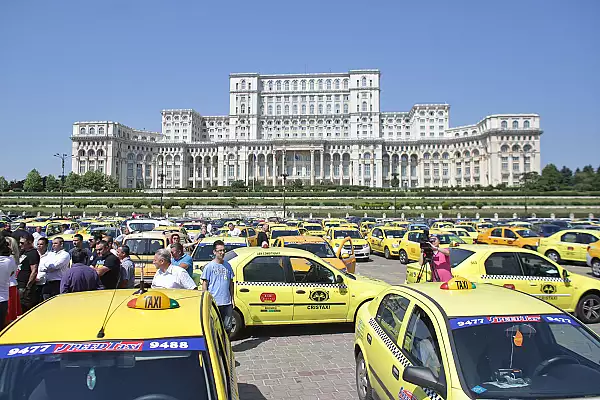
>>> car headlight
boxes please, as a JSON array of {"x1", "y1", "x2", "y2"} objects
[{"x1": 392, "y1": 243, "x2": 400, "y2": 248}]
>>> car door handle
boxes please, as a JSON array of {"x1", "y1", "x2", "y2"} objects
[
  {"x1": 239, "y1": 288, "x2": 250, "y2": 293},
  {"x1": 296, "y1": 290, "x2": 306, "y2": 294},
  {"x1": 391, "y1": 365, "x2": 400, "y2": 380}
]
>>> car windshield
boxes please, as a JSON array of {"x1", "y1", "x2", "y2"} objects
[
  {"x1": 449, "y1": 248, "x2": 476, "y2": 267},
  {"x1": 324, "y1": 222, "x2": 340, "y2": 228},
  {"x1": 451, "y1": 314, "x2": 600, "y2": 399},
  {"x1": 184, "y1": 224, "x2": 202, "y2": 231},
  {"x1": 384, "y1": 230, "x2": 406, "y2": 239},
  {"x1": 271, "y1": 230, "x2": 300, "y2": 239},
  {"x1": 437, "y1": 234, "x2": 465, "y2": 245},
  {"x1": 460, "y1": 225, "x2": 477, "y2": 232},
  {"x1": 304, "y1": 225, "x2": 322, "y2": 231},
  {"x1": 284, "y1": 243, "x2": 335, "y2": 258},
  {"x1": 128, "y1": 223, "x2": 156, "y2": 232},
  {"x1": 124, "y1": 238, "x2": 165, "y2": 256},
  {"x1": 0, "y1": 341, "x2": 211, "y2": 400},
  {"x1": 333, "y1": 230, "x2": 362, "y2": 239},
  {"x1": 192, "y1": 243, "x2": 247, "y2": 261},
  {"x1": 515, "y1": 229, "x2": 539, "y2": 238}
]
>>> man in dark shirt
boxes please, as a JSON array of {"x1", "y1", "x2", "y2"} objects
[
  {"x1": 88, "y1": 234, "x2": 102, "y2": 266},
  {"x1": 91, "y1": 240, "x2": 121, "y2": 289},
  {"x1": 69, "y1": 234, "x2": 91, "y2": 265},
  {"x1": 61, "y1": 248, "x2": 102, "y2": 293},
  {"x1": 12, "y1": 223, "x2": 28, "y2": 242},
  {"x1": 17, "y1": 232, "x2": 40, "y2": 311}
]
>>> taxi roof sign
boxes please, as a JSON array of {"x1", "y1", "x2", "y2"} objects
[
  {"x1": 440, "y1": 277, "x2": 476, "y2": 291},
  {"x1": 127, "y1": 291, "x2": 180, "y2": 310}
]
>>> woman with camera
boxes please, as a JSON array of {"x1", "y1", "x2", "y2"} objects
[{"x1": 419, "y1": 234, "x2": 452, "y2": 282}]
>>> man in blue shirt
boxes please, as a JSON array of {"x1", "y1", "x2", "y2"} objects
[
  {"x1": 170, "y1": 243, "x2": 194, "y2": 277},
  {"x1": 201, "y1": 240, "x2": 235, "y2": 333}
]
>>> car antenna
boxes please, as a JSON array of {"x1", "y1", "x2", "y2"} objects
[
  {"x1": 132, "y1": 253, "x2": 147, "y2": 295},
  {"x1": 96, "y1": 266, "x2": 123, "y2": 339}
]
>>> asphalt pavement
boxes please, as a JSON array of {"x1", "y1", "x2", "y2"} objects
[{"x1": 234, "y1": 252, "x2": 600, "y2": 400}]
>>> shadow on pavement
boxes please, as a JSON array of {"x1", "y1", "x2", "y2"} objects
[
  {"x1": 238, "y1": 383, "x2": 268, "y2": 400},
  {"x1": 243, "y1": 322, "x2": 354, "y2": 338},
  {"x1": 232, "y1": 336, "x2": 270, "y2": 352}
]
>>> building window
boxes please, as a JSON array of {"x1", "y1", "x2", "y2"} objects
[
  {"x1": 292, "y1": 81, "x2": 298, "y2": 90},
  {"x1": 343, "y1": 104, "x2": 349, "y2": 114},
  {"x1": 318, "y1": 104, "x2": 323, "y2": 114},
  {"x1": 465, "y1": 165, "x2": 470, "y2": 176},
  {"x1": 310, "y1": 104, "x2": 315, "y2": 114},
  {"x1": 89, "y1": 127, "x2": 95, "y2": 134},
  {"x1": 268, "y1": 81, "x2": 273, "y2": 90},
  {"x1": 326, "y1": 104, "x2": 331, "y2": 114},
  {"x1": 268, "y1": 105, "x2": 273, "y2": 115},
  {"x1": 301, "y1": 104, "x2": 306, "y2": 114},
  {"x1": 240, "y1": 104, "x2": 245, "y2": 114},
  {"x1": 228, "y1": 165, "x2": 234, "y2": 177},
  {"x1": 362, "y1": 102, "x2": 367, "y2": 112},
  {"x1": 284, "y1": 105, "x2": 289, "y2": 115},
  {"x1": 241, "y1": 80, "x2": 246, "y2": 90},
  {"x1": 442, "y1": 164, "x2": 448, "y2": 177},
  {"x1": 301, "y1": 80, "x2": 306, "y2": 90},
  {"x1": 334, "y1": 79, "x2": 340, "y2": 89},
  {"x1": 501, "y1": 157, "x2": 509, "y2": 171},
  {"x1": 361, "y1": 77, "x2": 367, "y2": 87},
  {"x1": 284, "y1": 81, "x2": 290, "y2": 91},
  {"x1": 309, "y1": 80, "x2": 314, "y2": 90},
  {"x1": 276, "y1": 105, "x2": 281, "y2": 115},
  {"x1": 276, "y1": 81, "x2": 281, "y2": 91},
  {"x1": 501, "y1": 120, "x2": 508, "y2": 129},
  {"x1": 512, "y1": 120, "x2": 519, "y2": 129},
  {"x1": 524, "y1": 120, "x2": 530, "y2": 128}
]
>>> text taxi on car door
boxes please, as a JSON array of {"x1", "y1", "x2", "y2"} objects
[
  {"x1": 398, "y1": 231, "x2": 465, "y2": 265},
  {"x1": 405, "y1": 244, "x2": 600, "y2": 323},
  {"x1": 537, "y1": 229, "x2": 600, "y2": 264},
  {"x1": 326, "y1": 227, "x2": 371, "y2": 260},
  {"x1": 0, "y1": 288, "x2": 239, "y2": 399},
  {"x1": 366, "y1": 227, "x2": 407, "y2": 259},
  {"x1": 222, "y1": 247, "x2": 390, "y2": 339},
  {"x1": 354, "y1": 277, "x2": 600, "y2": 400},
  {"x1": 272, "y1": 235, "x2": 356, "y2": 273},
  {"x1": 476, "y1": 227, "x2": 540, "y2": 250}
]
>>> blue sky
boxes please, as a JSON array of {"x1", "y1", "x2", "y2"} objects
[{"x1": 1, "y1": 0, "x2": 598, "y2": 180}]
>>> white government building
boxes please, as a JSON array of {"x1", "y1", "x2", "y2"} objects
[{"x1": 71, "y1": 69, "x2": 542, "y2": 189}]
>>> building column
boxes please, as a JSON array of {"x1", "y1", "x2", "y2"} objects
[
  {"x1": 330, "y1": 156, "x2": 334, "y2": 183},
  {"x1": 272, "y1": 152, "x2": 277, "y2": 187},
  {"x1": 263, "y1": 154, "x2": 268, "y2": 186},
  {"x1": 282, "y1": 150, "x2": 287, "y2": 177},
  {"x1": 371, "y1": 158, "x2": 375, "y2": 188},
  {"x1": 310, "y1": 150, "x2": 315, "y2": 186},
  {"x1": 254, "y1": 155, "x2": 258, "y2": 187},
  {"x1": 319, "y1": 150, "x2": 324, "y2": 183},
  {"x1": 375, "y1": 158, "x2": 383, "y2": 188},
  {"x1": 418, "y1": 159, "x2": 424, "y2": 188},
  {"x1": 217, "y1": 155, "x2": 224, "y2": 187},
  {"x1": 292, "y1": 151, "x2": 297, "y2": 177}
]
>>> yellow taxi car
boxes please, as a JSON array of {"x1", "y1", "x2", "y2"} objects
[
  {"x1": 430, "y1": 221, "x2": 454, "y2": 230},
  {"x1": 476, "y1": 227, "x2": 540, "y2": 249},
  {"x1": 326, "y1": 227, "x2": 371, "y2": 260},
  {"x1": 268, "y1": 226, "x2": 302, "y2": 246},
  {"x1": 398, "y1": 231, "x2": 465, "y2": 265},
  {"x1": 366, "y1": 227, "x2": 407, "y2": 259},
  {"x1": 123, "y1": 231, "x2": 172, "y2": 284},
  {"x1": 182, "y1": 221, "x2": 204, "y2": 241},
  {"x1": 340, "y1": 222, "x2": 360, "y2": 230},
  {"x1": 452, "y1": 223, "x2": 478, "y2": 239},
  {"x1": 587, "y1": 241, "x2": 600, "y2": 277},
  {"x1": 191, "y1": 236, "x2": 250, "y2": 274},
  {"x1": 272, "y1": 235, "x2": 356, "y2": 273},
  {"x1": 223, "y1": 247, "x2": 389, "y2": 339},
  {"x1": 537, "y1": 229, "x2": 600, "y2": 264},
  {"x1": 322, "y1": 218, "x2": 345, "y2": 229},
  {"x1": 386, "y1": 221, "x2": 410, "y2": 229},
  {"x1": 285, "y1": 219, "x2": 303, "y2": 228},
  {"x1": 47, "y1": 233, "x2": 92, "y2": 253},
  {"x1": 26, "y1": 220, "x2": 79, "y2": 237},
  {"x1": 301, "y1": 222, "x2": 327, "y2": 237},
  {"x1": 405, "y1": 244, "x2": 600, "y2": 323},
  {"x1": 354, "y1": 277, "x2": 600, "y2": 400},
  {"x1": 440, "y1": 227, "x2": 476, "y2": 244},
  {"x1": 457, "y1": 221, "x2": 494, "y2": 233},
  {"x1": 0, "y1": 289, "x2": 239, "y2": 399},
  {"x1": 360, "y1": 222, "x2": 376, "y2": 236}
]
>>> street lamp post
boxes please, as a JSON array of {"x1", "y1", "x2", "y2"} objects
[
  {"x1": 281, "y1": 173, "x2": 289, "y2": 219},
  {"x1": 155, "y1": 158, "x2": 166, "y2": 218},
  {"x1": 54, "y1": 153, "x2": 68, "y2": 218}
]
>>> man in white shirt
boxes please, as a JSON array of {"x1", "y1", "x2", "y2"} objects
[
  {"x1": 227, "y1": 223, "x2": 241, "y2": 237},
  {"x1": 39, "y1": 237, "x2": 71, "y2": 300},
  {"x1": 32, "y1": 226, "x2": 46, "y2": 244},
  {"x1": 62, "y1": 224, "x2": 75, "y2": 235},
  {"x1": 151, "y1": 249, "x2": 197, "y2": 290}
]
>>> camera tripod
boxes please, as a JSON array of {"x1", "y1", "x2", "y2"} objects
[{"x1": 416, "y1": 257, "x2": 440, "y2": 283}]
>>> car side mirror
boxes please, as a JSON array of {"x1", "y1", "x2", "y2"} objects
[
  {"x1": 402, "y1": 366, "x2": 446, "y2": 396},
  {"x1": 562, "y1": 269, "x2": 569, "y2": 281},
  {"x1": 336, "y1": 275, "x2": 344, "y2": 284}
]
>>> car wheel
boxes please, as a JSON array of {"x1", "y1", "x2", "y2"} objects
[
  {"x1": 229, "y1": 309, "x2": 244, "y2": 340},
  {"x1": 384, "y1": 247, "x2": 391, "y2": 259},
  {"x1": 545, "y1": 250, "x2": 560, "y2": 263},
  {"x1": 592, "y1": 259, "x2": 600, "y2": 278},
  {"x1": 356, "y1": 351, "x2": 374, "y2": 400},
  {"x1": 577, "y1": 294, "x2": 600, "y2": 324},
  {"x1": 399, "y1": 250, "x2": 408, "y2": 265}
]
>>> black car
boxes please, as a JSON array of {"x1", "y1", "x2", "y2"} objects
[
  {"x1": 531, "y1": 223, "x2": 563, "y2": 237},
  {"x1": 547, "y1": 219, "x2": 572, "y2": 229}
]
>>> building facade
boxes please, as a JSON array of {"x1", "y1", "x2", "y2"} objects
[{"x1": 71, "y1": 69, "x2": 542, "y2": 189}]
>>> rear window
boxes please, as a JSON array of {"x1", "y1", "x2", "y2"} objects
[
  {"x1": 270, "y1": 230, "x2": 300, "y2": 239},
  {"x1": 123, "y1": 238, "x2": 165, "y2": 255},
  {"x1": 449, "y1": 248, "x2": 475, "y2": 268},
  {"x1": 223, "y1": 250, "x2": 239, "y2": 263},
  {"x1": 128, "y1": 223, "x2": 156, "y2": 232}
]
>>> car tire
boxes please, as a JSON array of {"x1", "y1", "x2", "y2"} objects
[
  {"x1": 576, "y1": 293, "x2": 600, "y2": 324},
  {"x1": 399, "y1": 250, "x2": 408, "y2": 265},
  {"x1": 592, "y1": 259, "x2": 600, "y2": 278},
  {"x1": 356, "y1": 351, "x2": 374, "y2": 400},
  {"x1": 384, "y1": 247, "x2": 391, "y2": 259},
  {"x1": 545, "y1": 250, "x2": 561, "y2": 263},
  {"x1": 229, "y1": 309, "x2": 244, "y2": 340}
]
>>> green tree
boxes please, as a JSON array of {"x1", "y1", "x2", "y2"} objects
[
  {"x1": 23, "y1": 169, "x2": 44, "y2": 192},
  {"x1": 229, "y1": 196, "x2": 239, "y2": 208},
  {"x1": 519, "y1": 171, "x2": 540, "y2": 191},
  {"x1": 538, "y1": 164, "x2": 562, "y2": 191},
  {"x1": 291, "y1": 179, "x2": 303, "y2": 190},
  {"x1": 81, "y1": 170, "x2": 107, "y2": 191},
  {"x1": 45, "y1": 174, "x2": 60, "y2": 192},
  {"x1": 559, "y1": 166, "x2": 573, "y2": 188},
  {"x1": 230, "y1": 180, "x2": 246, "y2": 191},
  {"x1": 391, "y1": 173, "x2": 400, "y2": 189},
  {"x1": 0, "y1": 176, "x2": 8, "y2": 192},
  {"x1": 64, "y1": 172, "x2": 81, "y2": 192},
  {"x1": 573, "y1": 165, "x2": 596, "y2": 191},
  {"x1": 105, "y1": 176, "x2": 119, "y2": 191}
]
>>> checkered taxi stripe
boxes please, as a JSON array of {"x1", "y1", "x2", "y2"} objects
[
  {"x1": 238, "y1": 281, "x2": 347, "y2": 289},
  {"x1": 481, "y1": 275, "x2": 564, "y2": 282},
  {"x1": 368, "y1": 318, "x2": 443, "y2": 400}
]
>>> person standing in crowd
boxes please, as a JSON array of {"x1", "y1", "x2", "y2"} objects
[
  {"x1": 116, "y1": 245, "x2": 135, "y2": 289},
  {"x1": 4, "y1": 237, "x2": 21, "y2": 326},
  {"x1": 198, "y1": 225, "x2": 209, "y2": 239},
  {"x1": 206, "y1": 222, "x2": 212, "y2": 235},
  {"x1": 60, "y1": 248, "x2": 102, "y2": 293},
  {"x1": 171, "y1": 233, "x2": 181, "y2": 244},
  {"x1": 257, "y1": 224, "x2": 269, "y2": 248},
  {"x1": 17, "y1": 233, "x2": 39, "y2": 311},
  {"x1": 32, "y1": 226, "x2": 46, "y2": 244},
  {"x1": 62, "y1": 224, "x2": 75, "y2": 235},
  {"x1": 102, "y1": 235, "x2": 119, "y2": 256},
  {"x1": 201, "y1": 240, "x2": 235, "y2": 333},
  {"x1": 36, "y1": 237, "x2": 49, "y2": 300},
  {"x1": 2, "y1": 223, "x2": 13, "y2": 237},
  {"x1": 418, "y1": 234, "x2": 452, "y2": 282},
  {"x1": 151, "y1": 249, "x2": 197, "y2": 290},
  {"x1": 12, "y1": 223, "x2": 28, "y2": 242},
  {"x1": 88, "y1": 234, "x2": 102, "y2": 265},
  {"x1": 69, "y1": 234, "x2": 91, "y2": 265},
  {"x1": 92, "y1": 240, "x2": 121, "y2": 289},
  {"x1": 227, "y1": 223, "x2": 241, "y2": 237},
  {"x1": 39, "y1": 237, "x2": 71, "y2": 300},
  {"x1": 0, "y1": 238, "x2": 18, "y2": 329},
  {"x1": 170, "y1": 243, "x2": 193, "y2": 277},
  {"x1": 115, "y1": 227, "x2": 130, "y2": 246}
]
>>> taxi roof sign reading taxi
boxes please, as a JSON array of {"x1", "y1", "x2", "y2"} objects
[
  {"x1": 127, "y1": 291, "x2": 180, "y2": 310},
  {"x1": 440, "y1": 277, "x2": 476, "y2": 291}
]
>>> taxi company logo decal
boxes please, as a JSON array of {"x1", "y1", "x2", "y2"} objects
[
  {"x1": 54, "y1": 341, "x2": 143, "y2": 353},
  {"x1": 309, "y1": 290, "x2": 329, "y2": 302},
  {"x1": 260, "y1": 293, "x2": 277, "y2": 303},
  {"x1": 488, "y1": 315, "x2": 541, "y2": 324},
  {"x1": 399, "y1": 387, "x2": 416, "y2": 400},
  {"x1": 541, "y1": 284, "x2": 556, "y2": 294}
]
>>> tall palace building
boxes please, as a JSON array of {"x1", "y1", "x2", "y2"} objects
[{"x1": 71, "y1": 69, "x2": 542, "y2": 189}]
